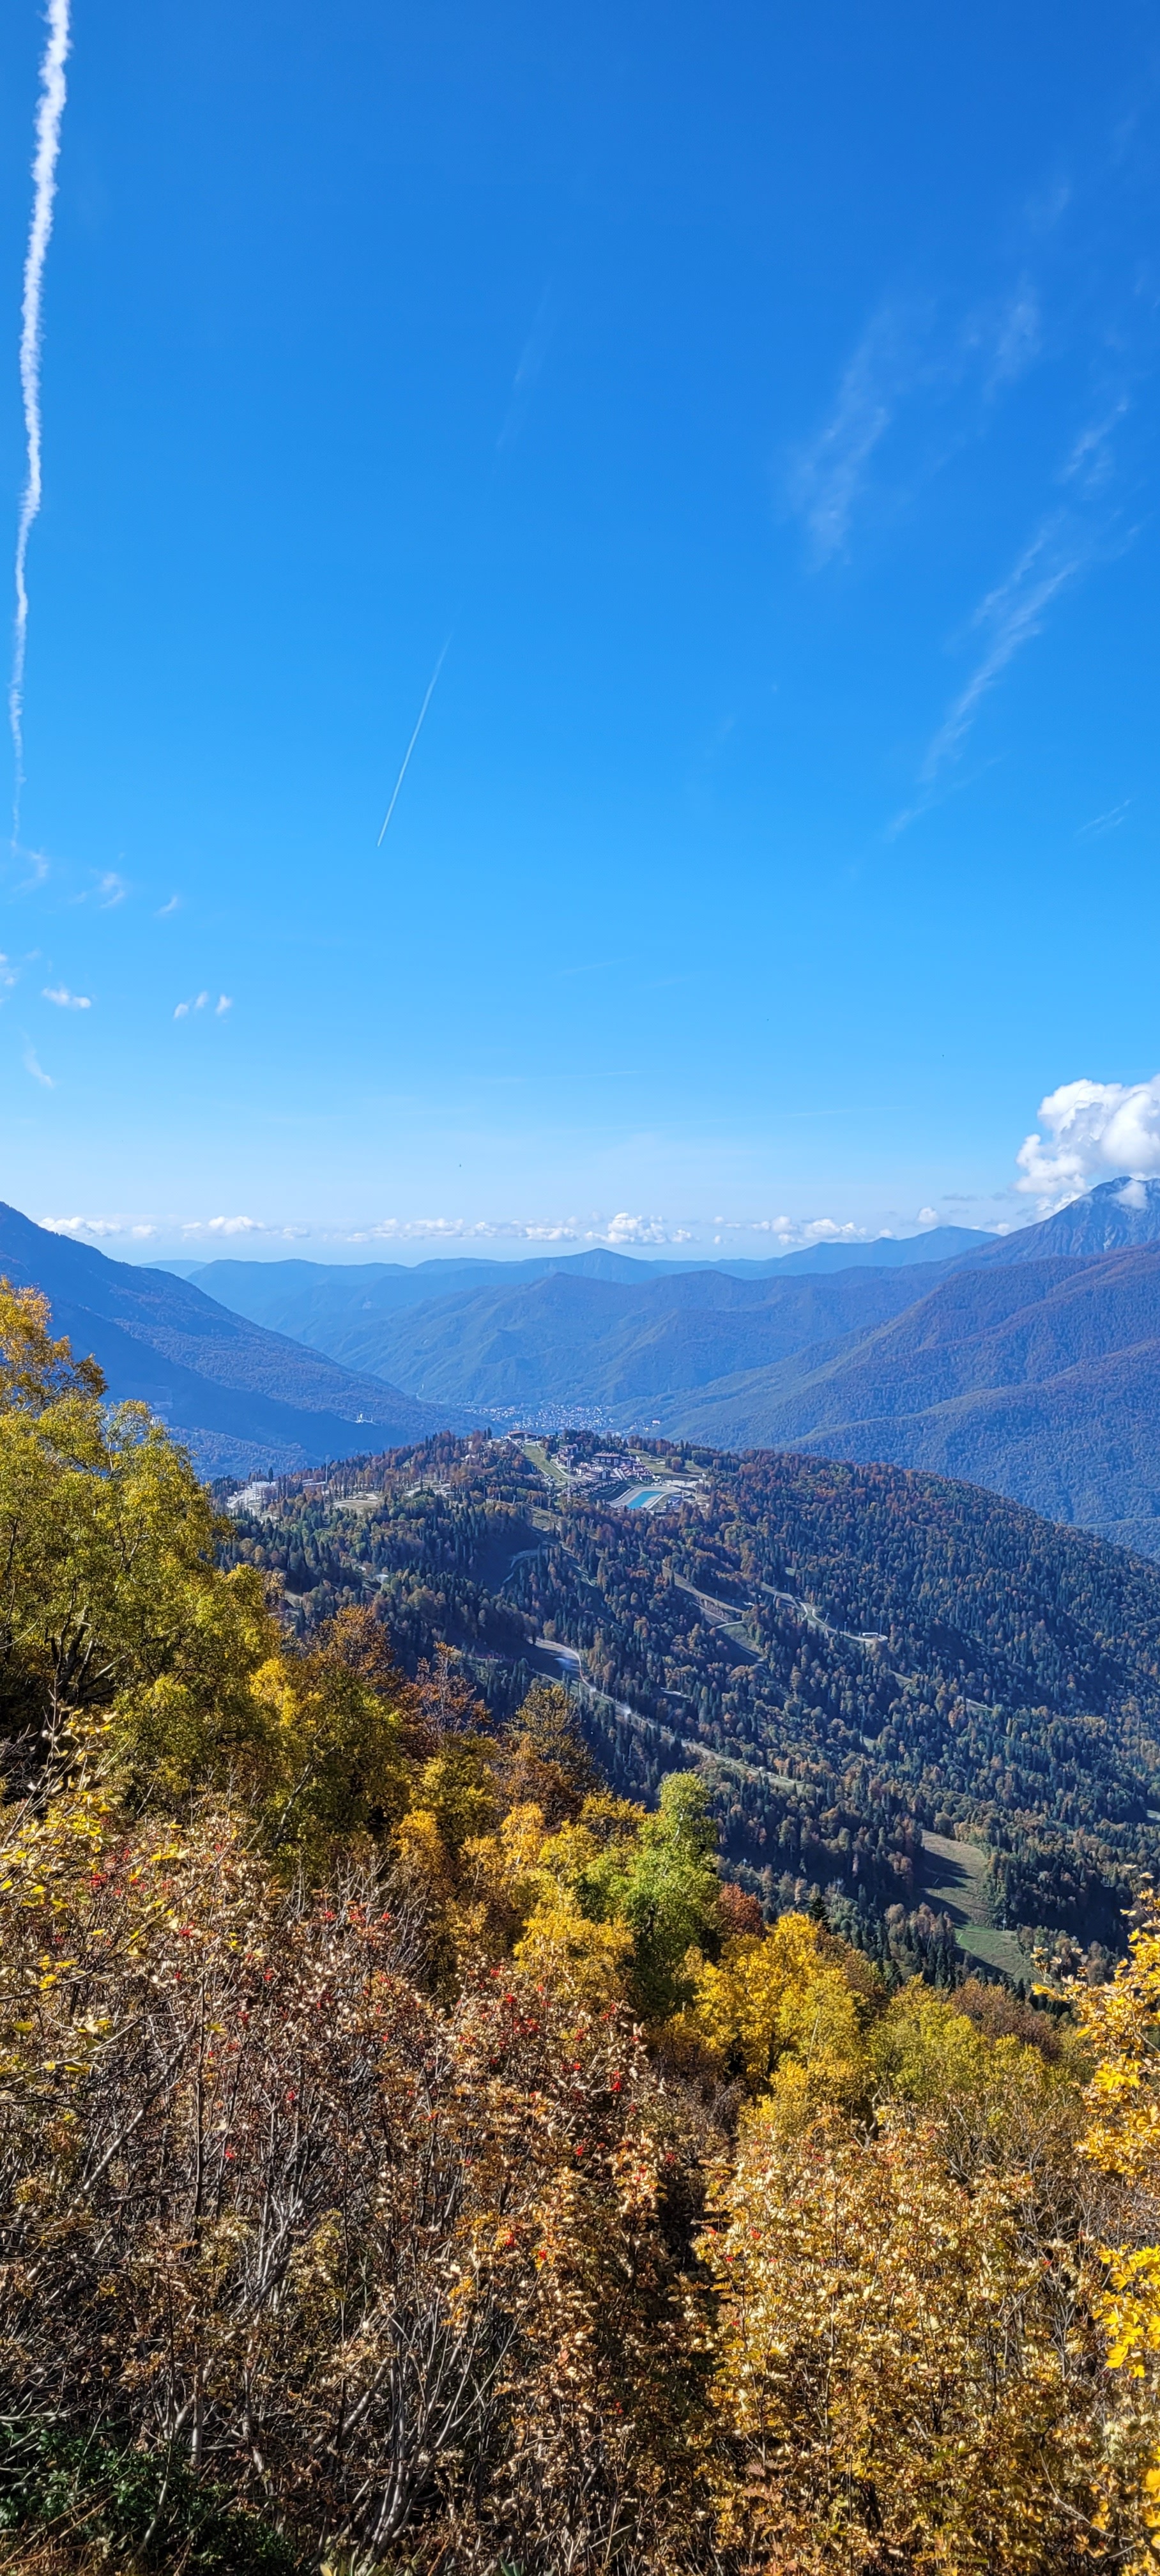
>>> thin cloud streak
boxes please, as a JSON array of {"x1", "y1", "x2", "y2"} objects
[
  {"x1": 497, "y1": 288, "x2": 554, "y2": 452},
  {"x1": 885, "y1": 464, "x2": 1127, "y2": 840},
  {"x1": 790, "y1": 312, "x2": 900, "y2": 565},
  {"x1": 790, "y1": 288, "x2": 1044, "y2": 569},
  {"x1": 1078, "y1": 799, "x2": 1131, "y2": 838},
  {"x1": 376, "y1": 638, "x2": 452, "y2": 846},
  {"x1": 921, "y1": 518, "x2": 1082, "y2": 781},
  {"x1": 9, "y1": 0, "x2": 70, "y2": 836},
  {"x1": 1061, "y1": 399, "x2": 1128, "y2": 489}
]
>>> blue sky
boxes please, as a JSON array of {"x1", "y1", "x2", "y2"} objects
[{"x1": 1, "y1": 0, "x2": 1159, "y2": 1262}]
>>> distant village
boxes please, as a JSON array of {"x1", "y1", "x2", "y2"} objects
[
  {"x1": 225, "y1": 1436, "x2": 709, "y2": 1524},
  {"x1": 555, "y1": 1445, "x2": 706, "y2": 1512}
]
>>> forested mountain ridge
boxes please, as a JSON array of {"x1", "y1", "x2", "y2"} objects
[
  {"x1": 223, "y1": 1429, "x2": 1160, "y2": 1970},
  {"x1": 8, "y1": 1287, "x2": 1160, "y2": 2568},
  {"x1": 181, "y1": 1220, "x2": 993, "y2": 1331},
  {"x1": 0, "y1": 1202, "x2": 470, "y2": 1472},
  {"x1": 652, "y1": 1243, "x2": 1160, "y2": 1552},
  {"x1": 323, "y1": 1261, "x2": 953, "y2": 1406},
  {"x1": 177, "y1": 1184, "x2": 1160, "y2": 1554},
  {"x1": 981, "y1": 1174, "x2": 1160, "y2": 1261}
]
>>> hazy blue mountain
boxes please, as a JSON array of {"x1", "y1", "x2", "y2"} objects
[
  {"x1": 0, "y1": 1204, "x2": 469, "y2": 1475},
  {"x1": 324, "y1": 1262, "x2": 965, "y2": 1409},
  {"x1": 182, "y1": 1246, "x2": 698, "y2": 1349},
  {"x1": 756, "y1": 1224, "x2": 990, "y2": 1272},
  {"x1": 643, "y1": 1245, "x2": 1160, "y2": 1554},
  {"x1": 185, "y1": 1228, "x2": 989, "y2": 1360},
  {"x1": 26, "y1": 1186, "x2": 1160, "y2": 1547}
]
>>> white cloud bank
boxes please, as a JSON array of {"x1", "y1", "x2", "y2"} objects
[
  {"x1": 43, "y1": 1215, "x2": 158, "y2": 1241},
  {"x1": 1016, "y1": 1076, "x2": 1160, "y2": 1203},
  {"x1": 749, "y1": 1215, "x2": 876, "y2": 1248},
  {"x1": 33, "y1": 1210, "x2": 910, "y2": 1257}
]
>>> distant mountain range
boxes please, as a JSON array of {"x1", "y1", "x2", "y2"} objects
[
  {"x1": 10, "y1": 1177, "x2": 1160, "y2": 1553},
  {"x1": 173, "y1": 1179, "x2": 1160, "y2": 1555},
  {"x1": 179, "y1": 1222, "x2": 990, "y2": 1337},
  {"x1": 646, "y1": 1245, "x2": 1160, "y2": 1554},
  {"x1": 298, "y1": 1261, "x2": 965, "y2": 1409},
  {"x1": 981, "y1": 1177, "x2": 1160, "y2": 1261},
  {"x1": 0, "y1": 1206, "x2": 471, "y2": 1475}
]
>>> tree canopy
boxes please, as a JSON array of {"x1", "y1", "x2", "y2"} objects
[{"x1": 1, "y1": 1330, "x2": 1159, "y2": 2570}]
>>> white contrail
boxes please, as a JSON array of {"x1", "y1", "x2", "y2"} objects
[
  {"x1": 10, "y1": 0, "x2": 72, "y2": 835},
  {"x1": 376, "y1": 637, "x2": 450, "y2": 846}
]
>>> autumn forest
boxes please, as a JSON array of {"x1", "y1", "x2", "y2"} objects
[{"x1": 3, "y1": 1292, "x2": 1160, "y2": 2572}]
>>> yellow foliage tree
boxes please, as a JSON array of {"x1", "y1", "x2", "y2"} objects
[
  {"x1": 1070, "y1": 1897, "x2": 1160, "y2": 2565},
  {"x1": 680, "y1": 1908, "x2": 879, "y2": 2108},
  {"x1": 0, "y1": 1763, "x2": 710, "y2": 2572},
  {"x1": 701, "y1": 2097, "x2": 1129, "y2": 2573},
  {"x1": 0, "y1": 1280, "x2": 271, "y2": 1770}
]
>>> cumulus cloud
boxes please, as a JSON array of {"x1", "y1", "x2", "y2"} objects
[
  {"x1": 347, "y1": 1215, "x2": 698, "y2": 1249},
  {"x1": 181, "y1": 1215, "x2": 264, "y2": 1238},
  {"x1": 42, "y1": 985, "x2": 89, "y2": 1008},
  {"x1": 1016, "y1": 1075, "x2": 1160, "y2": 1202},
  {"x1": 749, "y1": 1215, "x2": 876, "y2": 1248},
  {"x1": 40, "y1": 1214, "x2": 156, "y2": 1239},
  {"x1": 353, "y1": 1218, "x2": 580, "y2": 1246},
  {"x1": 601, "y1": 1214, "x2": 694, "y2": 1246},
  {"x1": 173, "y1": 991, "x2": 229, "y2": 1020}
]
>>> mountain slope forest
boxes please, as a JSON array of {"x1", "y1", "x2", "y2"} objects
[
  {"x1": 309, "y1": 1263, "x2": 951, "y2": 1409},
  {"x1": 184, "y1": 1220, "x2": 990, "y2": 1342},
  {"x1": 0, "y1": 1204, "x2": 470, "y2": 1474},
  {"x1": 11, "y1": 1182, "x2": 1160, "y2": 1549},
  {"x1": 650, "y1": 1243, "x2": 1160, "y2": 1554},
  {"x1": 190, "y1": 1183, "x2": 1160, "y2": 1554},
  {"x1": 7, "y1": 1287, "x2": 1160, "y2": 2572},
  {"x1": 222, "y1": 1428, "x2": 1160, "y2": 1977}
]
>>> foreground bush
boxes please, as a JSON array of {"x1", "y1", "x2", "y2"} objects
[
  {"x1": 0, "y1": 1283, "x2": 1157, "y2": 2570},
  {"x1": 0, "y1": 1778, "x2": 713, "y2": 2572}
]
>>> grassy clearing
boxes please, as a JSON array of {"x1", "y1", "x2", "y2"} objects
[
  {"x1": 956, "y1": 1924, "x2": 1028, "y2": 1978},
  {"x1": 919, "y1": 1830, "x2": 1026, "y2": 1981},
  {"x1": 920, "y1": 1829, "x2": 989, "y2": 1924}
]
